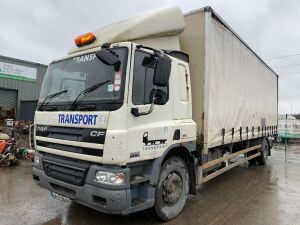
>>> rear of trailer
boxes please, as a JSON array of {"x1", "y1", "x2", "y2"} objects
[{"x1": 180, "y1": 7, "x2": 278, "y2": 155}]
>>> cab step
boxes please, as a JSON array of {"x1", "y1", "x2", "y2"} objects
[
  {"x1": 131, "y1": 198, "x2": 146, "y2": 207},
  {"x1": 130, "y1": 175, "x2": 150, "y2": 186}
]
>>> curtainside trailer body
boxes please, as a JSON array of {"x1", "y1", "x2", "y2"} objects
[{"x1": 181, "y1": 7, "x2": 278, "y2": 160}]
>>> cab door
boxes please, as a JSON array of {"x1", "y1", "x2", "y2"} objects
[{"x1": 126, "y1": 47, "x2": 176, "y2": 163}]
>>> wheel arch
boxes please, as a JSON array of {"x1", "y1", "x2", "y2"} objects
[{"x1": 149, "y1": 142, "x2": 197, "y2": 195}]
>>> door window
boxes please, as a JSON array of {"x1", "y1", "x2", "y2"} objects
[{"x1": 132, "y1": 50, "x2": 168, "y2": 105}]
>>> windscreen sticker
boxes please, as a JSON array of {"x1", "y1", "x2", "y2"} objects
[
  {"x1": 114, "y1": 84, "x2": 120, "y2": 92},
  {"x1": 114, "y1": 72, "x2": 121, "y2": 80},
  {"x1": 107, "y1": 84, "x2": 113, "y2": 92},
  {"x1": 113, "y1": 72, "x2": 121, "y2": 92},
  {"x1": 114, "y1": 79, "x2": 121, "y2": 85}
]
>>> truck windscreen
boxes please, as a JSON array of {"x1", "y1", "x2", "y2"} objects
[{"x1": 38, "y1": 47, "x2": 128, "y2": 111}]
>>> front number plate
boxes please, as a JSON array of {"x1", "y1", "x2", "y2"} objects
[{"x1": 50, "y1": 191, "x2": 71, "y2": 203}]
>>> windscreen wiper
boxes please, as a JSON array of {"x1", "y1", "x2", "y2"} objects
[
  {"x1": 70, "y1": 80, "x2": 111, "y2": 111},
  {"x1": 38, "y1": 90, "x2": 68, "y2": 111}
]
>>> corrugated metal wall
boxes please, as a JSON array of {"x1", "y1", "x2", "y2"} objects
[
  {"x1": 0, "y1": 89, "x2": 18, "y2": 108},
  {"x1": 0, "y1": 55, "x2": 47, "y2": 119}
]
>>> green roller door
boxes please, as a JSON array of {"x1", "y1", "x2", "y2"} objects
[{"x1": 0, "y1": 88, "x2": 17, "y2": 109}]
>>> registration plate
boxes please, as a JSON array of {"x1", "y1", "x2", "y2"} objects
[{"x1": 50, "y1": 192, "x2": 71, "y2": 203}]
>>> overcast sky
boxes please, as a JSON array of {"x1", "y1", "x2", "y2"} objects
[{"x1": 0, "y1": 0, "x2": 299, "y2": 114}]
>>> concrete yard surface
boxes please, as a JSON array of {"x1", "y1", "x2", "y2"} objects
[{"x1": 1, "y1": 143, "x2": 300, "y2": 225}]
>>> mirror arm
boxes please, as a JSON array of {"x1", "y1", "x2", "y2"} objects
[
  {"x1": 136, "y1": 45, "x2": 163, "y2": 57},
  {"x1": 131, "y1": 88, "x2": 157, "y2": 117},
  {"x1": 131, "y1": 102, "x2": 155, "y2": 117}
]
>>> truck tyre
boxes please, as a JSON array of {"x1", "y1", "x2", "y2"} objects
[
  {"x1": 248, "y1": 156, "x2": 257, "y2": 165},
  {"x1": 247, "y1": 150, "x2": 257, "y2": 165},
  {"x1": 257, "y1": 138, "x2": 268, "y2": 165},
  {"x1": 154, "y1": 156, "x2": 189, "y2": 221}
]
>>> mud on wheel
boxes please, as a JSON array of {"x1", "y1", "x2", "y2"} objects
[
  {"x1": 257, "y1": 138, "x2": 268, "y2": 165},
  {"x1": 248, "y1": 138, "x2": 269, "y2": 165},
  {"x1": 154, "y1": 156, "x2": 189, "y2": 221}
]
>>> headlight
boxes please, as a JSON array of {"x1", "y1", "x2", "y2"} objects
[
  {"x1": 34, "y1": 155, "x2": 40, "y2": 165},
  {"x1": 95, "y1": 171, "x2": 125, "y2": 185}
]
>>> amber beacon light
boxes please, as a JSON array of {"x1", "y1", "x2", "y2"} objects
[{"x1": 74, "y1": 32, "x2": 96, "y2": 47}]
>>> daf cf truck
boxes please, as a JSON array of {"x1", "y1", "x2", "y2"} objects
[{"x1": 31, "y1": 6, "x2": 278, "y2": 221}]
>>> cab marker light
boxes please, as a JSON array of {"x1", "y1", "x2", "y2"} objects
[{"x1": 74, "y1": 32, "x2": 96, "y2": 47}]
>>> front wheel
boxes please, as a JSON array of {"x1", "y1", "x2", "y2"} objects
[{"x1": 154, "y1": 157, "x2": 189, "y2": 221}]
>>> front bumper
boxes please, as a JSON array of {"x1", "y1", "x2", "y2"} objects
[{"x1": 32, "y1": 155, "x2": 155, "y2": 215}]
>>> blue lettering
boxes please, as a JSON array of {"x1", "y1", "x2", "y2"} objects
[
  {"x1": 93, "y1": 115, "x2": 98, "y2": 125},
  {"x1": 83, "y1": 115, "x2": 88, "y2": 124},
  {"x1": 69, "y1": 114, "x2": 74, "y2": 124},
  {"x1": 79, "y1": 115, "x2": 83, "y2": 123},
  {"x1": 61, "y1": 114, "x2": 65, "y2": 123},
  {"x1": 58, "y1": 114, "x2": 98, "y2": 125},
  {"x1": 58, "y1": 114, "x2": 62, "y2": 123},
  {"x1": 65, "y1": 114, "x2": 69, "y2": 123},
  {"x1": 74, "y1": 114, "x2": 79, "y2": 124},
  {"x1": 88, "y1": 115, "x2": 93, "y2": 125}
]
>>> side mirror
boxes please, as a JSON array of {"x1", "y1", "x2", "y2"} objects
[
  {"x1": 153, "y1": 55, "x2": 171, "y2": 87},
  {"x1": 96, "y1": 49, "x2": 121, "y2": 71},
  {"x1": 131, "y1": 107, "x2": 140, "y2": 117},
  {"x1": 150, "y1": 89, "x2": 167, "y2": 105},
  {"x1": 142, "y1": 56, "x2": 157, "y2": 68}
]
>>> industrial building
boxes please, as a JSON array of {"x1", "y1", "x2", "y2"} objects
[{"x1": 0, "y1": 55, "x2": 47, "y2": 121}]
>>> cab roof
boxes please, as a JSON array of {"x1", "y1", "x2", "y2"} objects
[{"x1": 69, "y1": 6, "x2": 185, "y2": 54}]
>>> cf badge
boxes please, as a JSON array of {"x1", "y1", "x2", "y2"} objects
[{"x1": 90, "y1": 131, "x2": 105, "y2": 137}]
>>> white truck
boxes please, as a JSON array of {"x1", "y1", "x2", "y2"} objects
[{"x1": 31, "y1": 6, "x2": 278, "y2": 221}]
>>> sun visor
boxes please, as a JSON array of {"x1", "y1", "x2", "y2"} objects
[{"x1": 69, "y1": 6, "x2": 185, "y2": 54}]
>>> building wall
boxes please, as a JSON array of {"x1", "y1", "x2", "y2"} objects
[{"x1": 0, "y1": 55, "x2": 47, "y2": 119}]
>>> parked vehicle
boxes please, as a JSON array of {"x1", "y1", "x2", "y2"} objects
[
  {"x1": 277, "y1": 115, "x2": 300, "y2": 143},
  {"x1": 32, "y1": 6, "x2": 278, "y2": 221}
]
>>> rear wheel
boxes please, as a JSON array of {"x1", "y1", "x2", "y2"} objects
[
  {"x1": 257, "y1": 138, "x2": 268, "y2": 165},
  {"x1": 154, "y1": 157, "x2": 189, "y2": 221},
  {"x1": 248, "y1": 156, "x2": 257, "y2": 165},
  {"x1": 247, "y1": 150, "x2": 257, "y2": 165}
]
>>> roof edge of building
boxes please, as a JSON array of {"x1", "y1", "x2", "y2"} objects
[{"x1": 0, "y1": 54, "x2": 48, "y2": 68}]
